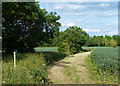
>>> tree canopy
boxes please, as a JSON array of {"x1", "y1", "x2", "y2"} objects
[
  {"x1": 58, "y1": 26, "x2": 89, "y2": 54},
  {"x1": 2, "y1": 2, "x2": 61, "y2": 53}
]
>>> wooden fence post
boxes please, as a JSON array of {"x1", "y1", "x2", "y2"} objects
[{"x1": 13, "y1": 50, "x2": 17, "y2": 68}]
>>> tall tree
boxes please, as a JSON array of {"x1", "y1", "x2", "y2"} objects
[
  {"x1": 44, "y1": 11, "x2": 61, "y2": 46},
  {"x1": 2, "y1": 2, "x2": 61, "y2": 53}
]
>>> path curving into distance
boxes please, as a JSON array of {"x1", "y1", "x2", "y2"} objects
[{"x1": 47, "y1": 51, "x2": 93, "y2": 84}]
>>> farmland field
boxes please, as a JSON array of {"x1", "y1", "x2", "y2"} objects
[
  {"x1": 91, "y1": 47, "x2": 118, "y2": 73},
  {"x1": 82, "y1": 46, "x2": 111, "y2": 50},
  {"x1": 87, "y1": 46, "x2": 119, "y2": 83},
  {"x1": 34, "y1": 47, "x2": 58, "y2": 52}
]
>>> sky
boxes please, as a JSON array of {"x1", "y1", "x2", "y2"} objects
[{"x1": 38, "y1": 2, "x2": 118, "y2": 37}]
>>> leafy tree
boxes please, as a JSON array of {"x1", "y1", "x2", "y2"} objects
[
  {"x1": 44, "y1": 11, "x2": 61, "y2": 46},
  {"x1": 110, "y1": 39, "x2": 117, "y2": 47},
  {"x1": 85, "y1": 37, "x2": 95, "y2": 46},
  {"x1": 105, "y1": 35, "x2": 112, "y2": 41},
  {"x1": 58, "y1": 26, "x2": 88, "y2": 54},
  {"x1": 112, "y1": 35, "x2": 120, "y2": 46},
  {"x1": 2, "y1": 2, "x2": 61, "y2": 53}
]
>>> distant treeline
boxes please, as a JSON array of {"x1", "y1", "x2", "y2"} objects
[{"x1": 85, "y1": 35, "x2": 120, "y2": 47}]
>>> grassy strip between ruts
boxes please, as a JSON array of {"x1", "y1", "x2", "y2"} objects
[
  {"x1": 64, "y1": 66, "x2": 81, "y2": 84},
  {"x1": 85, "y1": 54, "x2": 118, "y2": 84}
]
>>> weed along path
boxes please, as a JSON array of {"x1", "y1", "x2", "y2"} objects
[{"x1": 47, "y1": 51, "x2": 92, "y2": 84}]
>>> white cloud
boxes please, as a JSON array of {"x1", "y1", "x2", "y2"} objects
[
  {"x1": 36, "y1": 0, "x2": 119, "y2": 2},
  {"x1": 53, "y1": 4, "x2": 85, "y2": 10},
  {"x1": 53, "y1": 4, "x2": 63, "y2": 9},
  {"x1": 70, "y1": 4, "x2": 85, "y2": 10},
  {"x1": 106, "y1": 31, "x2": 118, "y2": 35},
  {"x1": 106, "y1": 11, "x2": 118, "y2": 16},
  {"x1": 68, "y1": 12, "x2": 85, "y2": 15},
  {"x1": 76, "y1": 19, "x2": 89, "y2": 23},
  {"x1": 83, "y1": 29, "x2": 101, "y2": 32},
  {"x1": 90, "y1": 11, "x2": 118, "y2": 16},
  {"x1": 86, "y1": 3, "x2": 109, "y2": 7},
  {"x1": 97, "y1": 3, "x2": 109, "y2": 7},
  {"x1": 62, "y1": 21, "x2": 75, "y2": 27}
]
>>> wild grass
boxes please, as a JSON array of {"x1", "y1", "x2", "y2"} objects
[
  {"x1": 64, "y1": 66, "x2": 80, "y2": 84},
  {"x1": 2, "y1": 53, "x2": 47, "y2": 84},
  {"x1": 2, "y1": 51, "x2": 67, "y2": 84}
]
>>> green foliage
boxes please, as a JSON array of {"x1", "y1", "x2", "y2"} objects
[
  {"x1": 91, "y1": 47, "x2": 119, "y2": 76},
  {"x1": 42, "y1": 52, "x2": 67, "y2": 65},
  {"x1": 2, "y1": 53, "x2": 48, "y2": 84},
  {"x1": 2, "y1": 2, "x2": 61, "y2": 53},
  {"x1": 2, "y1": 51, "x2": 68, "y2": 84},
  {"x1": 112, "y1": 35, "x2": 120, "y2": 46},
  {"x1": 93, "y1": 36, "x2": 104, "y2": 46},
  {"x1": 85, "y1": 35, "x2": 120, "y2": 47},
  {"x1": 105, "y1": 35, "x2": 112, "y2": 41},
  {"x1": 109, "y1": 39, "x2": 117, "y2": 47},
  {"x1": 58, "y1": 26, "x2": 89, "y2": 54}
]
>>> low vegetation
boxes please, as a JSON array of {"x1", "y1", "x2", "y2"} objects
[
  {"x1": 2, "y1": 2, "x2": 120, "y2": 85},
  {"x1": 64, "y1": 66, "x2": 81, "y2": 84},
  {"x1": 85, "y1": 47, "x2": 119, "y2": 84},
  {"x1": 2, "y1": 53, "x2": 47, "y2": 84},
  {"x1": 2, "y1": 52, "x2": 67, "y2": 84},
  {"x1": 91, "y1": 47, "x2": 118, "y2": 75}
]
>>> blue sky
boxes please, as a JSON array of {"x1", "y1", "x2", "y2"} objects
[{"x1": 39, "y1": 2, "x2": 118, "y2": 37}]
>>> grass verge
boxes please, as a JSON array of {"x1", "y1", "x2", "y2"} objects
[{"x1": 2, "y1": 52, "x2": 68, "y2": 84}]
